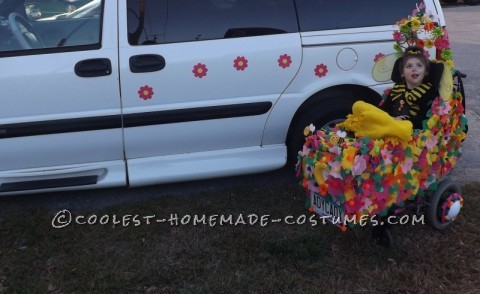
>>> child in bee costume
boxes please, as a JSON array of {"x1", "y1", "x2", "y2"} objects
[{"x1": 339, "y1": 47, "x2": 447, "y2": 142}]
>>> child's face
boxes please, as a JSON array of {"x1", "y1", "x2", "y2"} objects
[{"x1": 402, "y1": 57, "x2": 427, "y2": 89}]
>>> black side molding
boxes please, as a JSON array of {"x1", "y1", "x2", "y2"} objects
[
  {"x1": 0, "y1": 176, "x2": 98, "y2": 192},
  {"x1": 0, "y1": 102, "x2": 272, "y2": 139}
]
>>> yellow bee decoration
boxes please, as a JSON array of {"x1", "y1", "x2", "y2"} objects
[
  {"x1": 330, "y1": 130, "x2": 347, "y2": 145},
  {"x1": 303, "y1": 124, "x2": 316, "y2": 136}
]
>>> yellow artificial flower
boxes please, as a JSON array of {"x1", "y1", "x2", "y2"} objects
[
  {"x1": 410, "y1": 17, "x2": 421, "y2": 31},
  {"x1": 341, "y1": 146, "x2": 356, "y2": 170},
  {"x1": 411, "y1": 144, "x2": 423, "y2": 157},
  {"x1": 422, "y1": 15, "x2": 433, "y2": 24},
  {"x1": 344, "y1": 187, "x2": 355, "y2": 201},
  {"x1": 369, "y1": 140, "x2": 384, "y2": 157},
  {"x1": 424, "y1": 39, "x2": 434, "y2": 49},
  {"x1": 445, "y1": 59, "x2": 455, "y2": 69},
  {"x1": 427, "y1": 115, "x2": 440, "y2": 129}
]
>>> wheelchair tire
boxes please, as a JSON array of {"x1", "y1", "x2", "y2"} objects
[
  {"x1": 426, "y1": 178, "x2": 462, "y2": 230},
  {"x1": 372, "y1": 226, "x2": 393, "y2": 248}
]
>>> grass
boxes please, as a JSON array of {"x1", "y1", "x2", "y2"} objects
[{"x1": 1, "y1": 181, "x2": 479, "y2": 293}]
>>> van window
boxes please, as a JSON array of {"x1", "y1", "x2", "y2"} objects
[
  {"x1": 127, "y1": 0, "x2": 298, "y2": 45},
  {"x1": 0, "y1": 0, "x2": 102, "y2": 54},
  {"x1": 295, "y1": 0, "x2": 422, "y2": 31}
]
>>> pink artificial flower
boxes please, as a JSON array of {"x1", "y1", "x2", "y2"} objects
[
  {"x1": 352, "y1": 155, "x2": 367, "y2": 176},
  {"x1": 434, "y1": 37, "x2": 450, "y2": 50},
  {"x1": 380, "y1": 148, "x2": 393, "y2": 165},
  {"x1": 437, "y1": 102, "x2": 452, "y2": 116},
  {"x1": 401, "y1": 158, "x2": 413, "y2": 173},
  {"x1": 425, "y1": 135, "x2": 439, "y2": 150},
  {"x1": 374, "y1": 53, "x2": 385, "y2": 62},
  {"x1": 328, "y1": 161, "x2": 343, "y2": 179}
]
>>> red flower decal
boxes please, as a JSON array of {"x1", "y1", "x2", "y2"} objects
[
  {"x1": 233, "y1": 56, "x2": 248, "y2": 71},
  {"x1": 278, "y1": 54, "x2": 292, "y2": 68},
  {"x1": 193, "y1": 63, "x2": 208, "y2": 78},
  {"x1": 374, "y1": 53, "x2": 385, "y2": 62},
  {"x1": 138, "y1": 85, "x2": 154, "y2": 100},
  {"x1": 314, "y1": 64, "x2": 328, "y2": 78}
]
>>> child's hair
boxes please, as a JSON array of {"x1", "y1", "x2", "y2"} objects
[{"x1": 400, "y1": 46, "x2": 430, "y2": 80}]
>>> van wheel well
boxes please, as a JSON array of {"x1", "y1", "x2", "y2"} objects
[{"x1": 286, "y1": 86, "x2": 381, "y2": 164}]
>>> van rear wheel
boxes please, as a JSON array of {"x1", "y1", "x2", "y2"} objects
[{"x1": 287, "y1": 90, "x2": 357, "y2": 164}]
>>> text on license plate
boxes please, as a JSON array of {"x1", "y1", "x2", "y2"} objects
[{"x1": 310, "y1": 192, "x2": 345, "y2": 224}]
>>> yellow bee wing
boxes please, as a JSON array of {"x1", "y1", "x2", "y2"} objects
[{"x1": 372, "y1": 53, "x2": 399, "y2": 82}]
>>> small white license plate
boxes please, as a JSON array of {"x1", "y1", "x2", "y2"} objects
[{"x1": 310, "y1": 191, "x2": 345, "y2": 224}]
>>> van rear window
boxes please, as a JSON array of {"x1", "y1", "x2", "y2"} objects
[{"x1": 295, "y1": 0, "x2": 426, "y2": 31}]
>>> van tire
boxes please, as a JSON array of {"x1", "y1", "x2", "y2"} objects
[
  {"x1": 287, "y1": 90, "x2": 357, "y2": 165},
  {"x1": 464, "y1": 0, "x2": 480, "y2": 5}
]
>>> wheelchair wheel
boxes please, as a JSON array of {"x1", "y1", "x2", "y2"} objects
[
  {"x1": 372, "y1": 226, "x2": 393, "y2": 248},
  {"x1": 426, "y1": 178, "x2": 462, "y2": 230}
]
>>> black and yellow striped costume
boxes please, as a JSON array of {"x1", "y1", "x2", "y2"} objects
[{"x1": 381, "y1": 82, "x2": 437, "y2": 129}]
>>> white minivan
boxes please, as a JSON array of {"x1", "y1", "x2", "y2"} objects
[{"x1": 0, "y1": 0, "x2": 446, "y2": 195}]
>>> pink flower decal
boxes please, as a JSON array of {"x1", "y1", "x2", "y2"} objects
[
  {"x1": 138, "y1": 85, "x2": 154, "y2": 100},
  {"x1": 278, "y1": 54, "x2": 292, "y2": 69},
  {"x1": 233, "y1": 56, "x2": 248, "y2": 71},
  {"x1": 193, "y1": 63, "x2": 208, "y2": 78},
  {"x1": 374, "y1": 53, "x2": 385, "y2": 62},
  {"x1": 314, "y1": 64, "x2": 328, "y2": 78}
]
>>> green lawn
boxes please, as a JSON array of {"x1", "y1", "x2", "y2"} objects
[{"x1": 1, "y1": 182, "x2": 479, "y2": 293}]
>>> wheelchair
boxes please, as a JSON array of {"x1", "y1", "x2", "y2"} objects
[{"x1": 296, "y1": 49, "x2": 468, "y2": 248}]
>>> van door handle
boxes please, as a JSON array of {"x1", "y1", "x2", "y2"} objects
[
  {"x1": 75, "y1": 58, "x2": 112, "y2": 77},
  {"x1": 129, "y1": 54, "x2": 166, "y2": 73}
]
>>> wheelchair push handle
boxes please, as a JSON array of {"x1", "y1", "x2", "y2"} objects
[{"x1": 455, "y1": 70, "x2": 467, "y2": 79}]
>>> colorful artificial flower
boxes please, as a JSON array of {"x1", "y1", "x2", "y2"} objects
[
  {"x1": 423, "y1": 22, "x2": 435, "y2": 32},
  {"x1": 440, "y1": 49, "x2": 453, "y2": 61},
  {"x1": 432, "y1": 27, "x2": 444, "y2": 38},
  {"x1": 410, "y1": 17, "x2": 421, "y2": 31},
  {"x1": 341, "y1": 146, "x2": 357, "y2": 170},
  {"x1": 393, "y1": 31, "x2": 403, "y2": 42},
  {"x1": 434, "y1": 37, "x2": 450, "y2": 50},
  {"x1": 424, "y1": 38, "x2": 434, "y2": 48},
  {"x1": 328, "y1": 161, "x2": 343, "y2": 179},
  {"x1": 352, "y1": 155, "x2": 367, "y2": 176},
  {"x1": 374, "y1": 53, "x2": 385, "y2": 62},
  {"x1": 416, "y1": 39, "x2": 425, "y2": 48}
]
